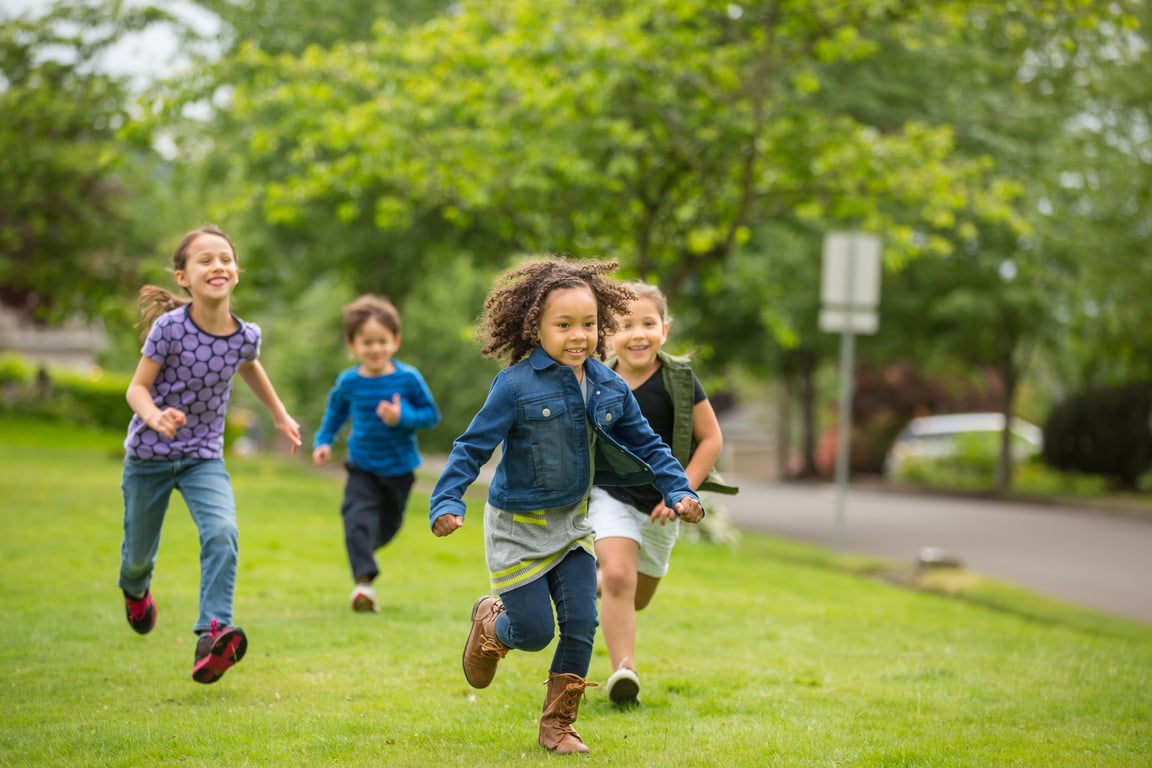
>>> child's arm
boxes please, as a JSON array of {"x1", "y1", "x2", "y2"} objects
[
  {"x1": 429, "y1": 376, "x2": 511, "y2": 532},
  {"x1": 239, "y1": 361, "x2": 302, "y2": 453},
  {"x1": 312, "y1": 377, "x2": 350, "y2": 464},
  {"x1": 393, "y1": 370, "x2": 441, "y2": 431},
  {"x1": 126, "y1": 356, "x2": 185, "y2": 438},
  {"x1": 611, "y1": 388, "x2": 704, "y2": 521},
  {"x1": 683, "y1": 398, "x2": 723, "y2": 490}
]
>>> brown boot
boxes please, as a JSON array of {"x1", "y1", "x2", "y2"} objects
[
  {"x1": 462, "y1": 595, "x2": 508, "y2": 689},
  {"x1": 538, "y1": 672, "x2": 597, "y2": 754}
]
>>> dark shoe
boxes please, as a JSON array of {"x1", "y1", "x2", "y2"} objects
[
  {"x1": 192, "y1": 619, "x2": 247, "y2": 684},
  {"x1": 605, "y1": 658, "x2": 640, "y2": 704},
  {"x1": 123, "y1": 590, "x2": 156, "y2": 635},
  {"x1": 462, "y1": 595, "x2": 509, "y2": 689}
]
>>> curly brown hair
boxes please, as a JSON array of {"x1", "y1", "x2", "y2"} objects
[
  {"x1": 135, "y1": 225, "x2": 238, "y2": 339},
  {"x1": 477, "y1": 255, "x2": 636, "y2": 365}
]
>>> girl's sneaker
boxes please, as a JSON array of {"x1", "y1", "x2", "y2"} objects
[
  {"x1": 605, "y1": 658, "x2": 640, "y2": 704},
  {"x1": 350, "y1": 584, "x2": 380, "y2": 613},
  {"x1": 192, "y1": 619, "x2": 247, "y2": 684},
  {"x1": 123, "y1": 590, "x2": 156, "y2": 635}
]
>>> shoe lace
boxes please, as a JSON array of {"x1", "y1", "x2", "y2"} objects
[
  {"x1": 127, "y1": 594, "x2": 151, "y2": 621},
  {"x1": 551, "y1": 680, "x2": 598, "y2": 727},
  {"x1": 478, "y1": 633, "x2": 509, "y2": 659}
]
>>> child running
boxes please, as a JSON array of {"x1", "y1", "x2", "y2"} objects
[
  {"x1": 119, "y1": 224, "x2": 302, "y2": 684},
  {"x1": 312, "y1": 295, "x2": 441, "y2": 613},
  {"x1": 589, "y1": 281, "x2": 738, "y2": 705},
  {"x1": 429, "y1": 256, "x2": 704, "y2": 755}
]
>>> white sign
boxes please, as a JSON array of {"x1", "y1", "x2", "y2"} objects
[
  {"x1": 819, "y1": 308, "x2": 878, "y2": 335},
  {"x1": 820, "y1": 232, "x2": 882, "y2": 335}
]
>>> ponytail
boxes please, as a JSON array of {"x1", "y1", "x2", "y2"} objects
[{"x1": 136, "y1": 285, "x2": 189, "y2": 340}]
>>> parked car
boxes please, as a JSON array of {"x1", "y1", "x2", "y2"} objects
[{"x1": 883, "y1": 412, "x2": 1043, "y2": 479}]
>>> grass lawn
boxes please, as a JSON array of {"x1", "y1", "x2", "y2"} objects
[{"x1": 1, "y1": 420, "x2": 1149, "y2": 767}]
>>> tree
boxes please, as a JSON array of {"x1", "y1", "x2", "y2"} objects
[
  {"x1": 813, "y1": 1, "x2": 1143, "y2": 488},
  {"x1": 0, "y1": 1, "x2": 173, "y2": 323},
  {"x1": 152, "y1": 0, "x2": 1036, "y2": 297}
]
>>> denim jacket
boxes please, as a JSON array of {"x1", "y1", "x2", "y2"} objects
[{"x1": 429, "y1": 345, "x2": 701, "y2": 524}]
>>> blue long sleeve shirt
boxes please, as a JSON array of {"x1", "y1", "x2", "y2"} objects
[{"x1": 312, "y1": 361, "x2": 441, "y2": 477}]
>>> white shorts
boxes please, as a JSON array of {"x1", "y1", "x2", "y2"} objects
[{"x1": 588, "y1": 486, "x2": 679, "y2": 579}]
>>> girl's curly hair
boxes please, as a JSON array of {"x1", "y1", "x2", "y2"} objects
[{"x1": 477, "y1": 255, "x2": 635, "y2": 365}]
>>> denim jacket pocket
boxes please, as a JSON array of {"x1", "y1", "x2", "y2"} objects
[
  {"x1": 590, "y1": 393, "x2": 629, "y2": 431},
  {"x1": 520, "y1": 395, "x2": 573, "y2": 493}
]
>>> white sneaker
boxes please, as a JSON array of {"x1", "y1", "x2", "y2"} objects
[
  {"x1": 350, "y1": 584, "x2": 379, "y2": 613},
  {"x1": 605, "y1": 658, "x2": 640, "y2": 704}
]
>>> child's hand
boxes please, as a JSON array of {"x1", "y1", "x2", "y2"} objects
[
  {"x1": 376, "y1": 394, "x2": 401, "y2": 426},
  {"x1": 148, "y1": 407, "x2": 186, "y2": 439},
  {"x1": 673, "y1": 497, "x2": 705, "y2": 524},
  {"x1": 647, "y1": 502, "x2": 679, "y2": 526},
  {"x1": 432, "y1": 514, "x2": 463, "y2": 537},
  {"x1": 312, "y1": 445, "x2": 331, "y2": 466},
  {"x1": 276, "y1": 416, "x2": 303, "y2": 455}
]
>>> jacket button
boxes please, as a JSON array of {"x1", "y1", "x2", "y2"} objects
[
  {"x1": 542, "y1": 408, "x2": 551, "y2": 417},
  {"x1": 605, "y1": 412, "x2": 613, "y2": 421}
]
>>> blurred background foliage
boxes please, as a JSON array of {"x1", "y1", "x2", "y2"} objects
[{"x1": 2, "y1": 0, "x2": 1150, "y2": 491}]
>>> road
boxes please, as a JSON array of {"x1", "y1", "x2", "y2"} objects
[{"x1": 718, "y1": 478, "x2": 1152, "y2": 624}]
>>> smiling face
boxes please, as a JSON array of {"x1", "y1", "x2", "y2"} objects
[
  {"x1": 348, "y1": 316, "x2": 400, "y2": 376},
  {"x1": 611, "y1": 295, "x2": 669, "y2": 378},
  {"x1": 537, "y1": 285, "x2": 598, "y2": 377},
  {"x1": 174, "y1": 232, "x2": 239, "y2": 304}
]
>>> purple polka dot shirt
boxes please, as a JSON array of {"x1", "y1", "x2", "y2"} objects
[{"x1": 124, "y1": 305, "x2": 261, "y2": 460}]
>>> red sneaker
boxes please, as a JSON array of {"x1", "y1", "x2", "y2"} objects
[
  {"x1": 192, "y1": 619, "x2": 247, "y2": 684},
  {"x1": 123, "y1": 590, "x2": 156, "y2": 635}
]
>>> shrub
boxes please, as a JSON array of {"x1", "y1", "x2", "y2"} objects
[
  {"x1": 0, "y1": 353, "x2": 36, "y2": 386},
  {"x1": 1043, "y1": 383, "x2": 1152, "y2": 491}
]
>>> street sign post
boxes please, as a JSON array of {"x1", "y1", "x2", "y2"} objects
[{"x1": 820, "y1": 232, "x2": 882, "y2": 554}]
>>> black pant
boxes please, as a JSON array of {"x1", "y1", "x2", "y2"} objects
[{"x1": 341, "y1": 463, "x2": 415, "y2": 582}]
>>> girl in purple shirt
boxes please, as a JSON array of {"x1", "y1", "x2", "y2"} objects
[{"x1": 119, "y1": 225, "x2": 301, "y2": 684}]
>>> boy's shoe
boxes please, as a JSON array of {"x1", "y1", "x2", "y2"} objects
[
  {"x1": 350, "y1": 584, "x2": 380, "y2": 613},
  {"x1": 123, "y1": 590, "x2": 156, "y2": 635},
  {"x1": 605, "y1": 658, "x2": 640, "y2": 704},
  {"x1": 462, "y1": 595, "x2": 509, "y2": 689},
  {"x1": 192, "y1": 619, "x2": 247, "y2": 684}
]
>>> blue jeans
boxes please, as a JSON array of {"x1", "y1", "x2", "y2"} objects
[
  {"x1": 120, "y1": 457, "x2": 238, "y2": 634},
  {"x1": 494, "y1": 548, "x2": 598, "y2": 677}
]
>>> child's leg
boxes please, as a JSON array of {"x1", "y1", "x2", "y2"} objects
[
  {"x1": 493, "y1": 577, "x2": 557, "y2": 653},
  {"x1": 546, "y1": 549, "x2": 599, "y2": 677},
  {"x1": 633, "y1": 515, "x2": 679, "y2": 611},
  {"x1": 176, "y1": 459, "x2": 239, "y2": 634},
  {"x1": 374, "y1": 472, "x2": 415, "y2": 552},
  {"x1": 593, "y1": 537, "x2": 640, "y2": 673},
  {"x1": 119, "y1": 457, "x2": 175, "y2": 596},
  {"x1": 340, "y1": 464, "x2": 384, "y2": 583},
  {"x1": 537, "y1": 549, "x2": 598, "y2": 754}
]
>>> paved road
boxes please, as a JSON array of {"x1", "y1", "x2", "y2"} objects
[{"x1": 718, "y1": 478, "x2": 1152, "y2": 624}]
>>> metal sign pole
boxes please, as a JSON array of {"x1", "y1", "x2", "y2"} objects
[
  {"x1": 832, "y1": 238, "x2": 857, "y2": 556},
  {"x1": 820, "y1": 231, "x2": 881, "y2": 557}
]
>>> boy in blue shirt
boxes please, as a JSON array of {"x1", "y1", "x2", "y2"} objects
[{"x1": 313, "y1": 295, "x2": 441, "y2": 612}]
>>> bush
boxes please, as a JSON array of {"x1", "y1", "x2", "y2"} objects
[
  {"x1": 1043, "y1": 383, "x2": 1152, "y2": 491},
  {"x1": 0, "y1": 353, "x2": 37, "y2": 386},
  {"x1": 0, "y1": 361, "x2": 133, "y2": 431}
]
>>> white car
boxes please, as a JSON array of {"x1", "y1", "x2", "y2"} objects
[{"x1": 883, "y1": 412, "x2": 1043, "y2": 479}]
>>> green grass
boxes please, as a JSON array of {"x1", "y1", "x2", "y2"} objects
[{"x1": 1, "y1": 420, "x2": 1150, "y2": 767}]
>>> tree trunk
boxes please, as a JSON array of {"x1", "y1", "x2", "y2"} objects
[
  {"x1": 797, "y1": 350, "x2": 819, "y2": 479},
  {"x1": 776, "y1": 376, "x2": 792, "y2": 481},
  {"x1": 995, "y1": 334, "x2": 1020, "y2": 492}
]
